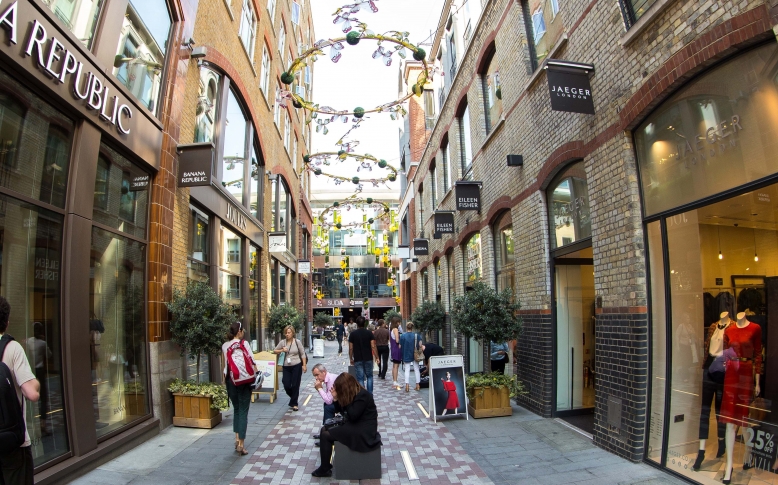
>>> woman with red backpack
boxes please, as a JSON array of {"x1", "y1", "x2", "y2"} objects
[{"x1": 223, "y1": 322, "x2": 257, "y2": 456}]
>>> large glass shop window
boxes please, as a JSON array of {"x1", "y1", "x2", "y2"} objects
[
  {"x1": 89, "y1": 228, "x2": 148, "y2": 438},
  {"x1": 187, "y1": 205, "x2": 209, "y2": 283},
  {"x1": 219, "y1": 225, "x2": 242, "y2": 316},
  {"x1": 0, "y1": 69, "x2": 75, "y2": 209},
  {"x1": 635, "y1": 43, "x2": 778, "y2": 217},
  {"x1": 0, "y1": 195, "x2": 69, "y2": 466},
  {"x1": 222, "y1": 89, "x2": 247, "y2": 203},
  {"x1": 495, "y1": 212, "x2": 514, "y2": 294},
  {"x1": 92, "y1": 144, "x2": 149, "y2": 239},
  {"x1": 114, "y1": 0, "x2": 172, "y2": 113},
  {"x1": 464, "y1": 234, "x2": 483, "y2": 373},
  {"x1": 194, "y1": 68, "x2": 221, "y2": 144},
  {"x1": 44, "y1": 0, "x2": 103, "y2": 48},
  {"x1": 548, "y1": 161, "x2": 590, "y2": 249},
  {"x1": 249, "y1": 245, "x2": 260, "y2": 351}
]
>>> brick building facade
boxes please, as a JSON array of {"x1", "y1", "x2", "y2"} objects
[{"x1": 402, "y1": 0, "x2": 778, "y2": 482}]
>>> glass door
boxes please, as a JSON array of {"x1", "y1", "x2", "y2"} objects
[{"x1": 554, "y1": 249, "x2": 595, "y2": 414}]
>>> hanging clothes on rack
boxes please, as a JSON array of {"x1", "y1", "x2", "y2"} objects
[
  {"x1": 715, "y1": 291, "x2": 735, "y2": 318},
  {"x1": 703, "y1": 292, "x2": 718, "y2": 328},
  {"x1": 737, "y1": 287, "x2": 763, "y2": 315}
]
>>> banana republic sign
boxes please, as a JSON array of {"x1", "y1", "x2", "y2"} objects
[
  {"x1": 177, "y1": 143, "x2": 214, "y2": 187},
  {"x1": 455, "y1": 181, "x2": 481, "y2": 211},
  {"x1": 546, "y1": 60, "x2": 595, "y2": 115},
  {"x1": 413, "y1": 238, "x2": 429, "y2": 256}
]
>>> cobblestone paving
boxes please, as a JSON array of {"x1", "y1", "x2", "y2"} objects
[{"x1": 231, "y1": 348, "x2": 491, "y2": 485}]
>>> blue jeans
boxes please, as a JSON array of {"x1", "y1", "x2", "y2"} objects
[
  {"x1": 354, "y1": 360, "x2": 374, "y2": 393},
  {"x1": 323, "y1": 403, "x2": 336, "y2": 424}
]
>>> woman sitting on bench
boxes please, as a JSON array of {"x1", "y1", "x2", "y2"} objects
[{"x1": 312, "y1": 373, "x2": 382, "y2": 478}]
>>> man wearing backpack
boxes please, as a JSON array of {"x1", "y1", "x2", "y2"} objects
[{"x1": 0, "y1": 296, "x2": 40, "y2": 485}]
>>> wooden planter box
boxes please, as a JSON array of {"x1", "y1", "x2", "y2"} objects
[
  {"x1": 173, "y1": 393, "x2": 222, "y2": 429},
  {"x1": 467, "y1": 386, "x2": 512, "y2": 418},
  {"x1": 124, "y1": 393, "x2": 146, "y2": 416}
]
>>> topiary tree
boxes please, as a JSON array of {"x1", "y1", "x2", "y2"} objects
[
  {"x1": 411, "y1": 301, "x2": 446, "y2": 338},
  {"x1": 268, "y1": 304, "x2": 304, "y2": 336},
  {"x1": 451, "y1": 281, "x2": 522, "y2": 348},
  {"x1": 314, "y1": 312, "x2": 334, "y2": 329},
  {"x1": 166, "y1": 280, "x2": 234, "y2": 384},
  {"x1": 383, "y1": 308, "x2": 401, "y2": 324}
]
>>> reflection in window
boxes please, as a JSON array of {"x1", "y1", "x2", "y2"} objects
[
  {"x1": 187, "y1": 205, "x2": 209, "y2": 282},
  {"x1": 194, "y1": 68, "x2": 221, "y2": 143},
  {"x1": 92, "y1": 144, "x2": 149, "y2": 239},
  {"x1": 522, "y1": 0, "x2": 565, "y2": 70},
  {"x1": 40, "y1": 126, "x2": 71, "y2": 207},
  {"x1": 222, "y1": 90, "x2": 248, "y2": 202},
  {"x1": 219, "y1": 225, "x2": 242, "y2": 313},
  {"x1": 44, "y1": 0, "x2": 103, "y2": 48},
  {"x1": 421, "y1": 269, "x2": 429, "y2": 301},
  {"x1": 621, "y1": 0, "x2": 657, "y2": 28},
  {"x1": 113, "y1": 0, "x2": 171, "y2": 112},
  {"x1": 495, "y1": 212, "x2": 514, "y2": 293},
  {"x1": 423, "y1": 90, "x2": 436, "y2": 130},
  {"x1": 249, "y1": 245, "x2": 260, "y2": 351},
  {"x1": 90, "y1": 227, "x2": 148, "y2": 438},
  {"x1": 249, "y1": 144, "x2": 263, "y2": 220},
  {"x1": 459, "y1": 105, "x2": 472, "y2": 177},
  {"x1": 547, "y1": 161, "x2": 590, "y2": 249},
  {"x1": 0, "y1": 196, "x2": 68, "y2": 466},
  {"x1": 464, "y1": 233, "x2": 482, "y2": 283},
  {"x1": 483, "y1": 56, "x2": 502, "y2": 132}
]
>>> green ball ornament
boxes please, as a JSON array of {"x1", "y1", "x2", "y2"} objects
[
  {"x1": 314, "y1": 168, "x2": 322, "y2": 175},
  {"x1": 303, "y1": 155, "x2": 310, "y2": 164},
  {"x1": 292, "y1": 99, "x2": 303, "y2": 109},
  {"x1": 496, "y1": 87, "x2": 502, "y2": 100},
  {"x1": 336, "y1": 223, "x2": 342, "y2": 229},
  {"x1": 353, "y1": 107, "x2": 365, "y2": 118},
  {"x1": 333, "y1": 201, "x2": 339, "y2": 207},
  {"x1": 352, "y1": 177, "x2": 360, "y2": 184},
  {"x1": 378, "y1": 160, "x2": 387, "y2": 168},
  {"x1": 368, "y1": 218, "x2": 374, "y2": 224},
  {"x1": 388, "y1": 174, "x2": 397, "y2": 182},
  {"x1": 366, "y1": 197, "x2": 373, "y2": 204},
  {"x1": 281, "y1": 72, "x2": 294, "y2": 85},
  {"x1": 413, "y1": 48, "x2": 426, "y2": 61},
  {"x1": 412, "y1": 84, "x2": 423, "y2": 97},
  {"x1": 346, "y1": 31, "x2": 361, "y2": 45}
]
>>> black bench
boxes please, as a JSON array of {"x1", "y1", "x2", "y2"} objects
[{"x1": 333, "y1": 442, "x2": 382, "y2": 480}]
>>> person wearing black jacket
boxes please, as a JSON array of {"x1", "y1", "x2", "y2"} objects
[{"x1": 311, "y1": 373, "x2": 382, "y2": 478}]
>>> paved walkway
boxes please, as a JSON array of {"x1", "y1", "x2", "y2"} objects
[{"x1": 71, "y1": 340, "x2": 684, "y2": 485}]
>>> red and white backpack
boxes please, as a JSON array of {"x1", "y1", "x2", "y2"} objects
[{"x1": 227, "y1": 341, "x2": 255, "y2": 386}]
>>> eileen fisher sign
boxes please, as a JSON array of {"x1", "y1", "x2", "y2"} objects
[
  {"x1": 0, "y1": 1, "x2": 134, "y2": 133},
  {"x1": 455, "y1": 182, "x2": 481, "y2": 211},
  {"x1": 434, "y1": 212, "x2": 454, "y2": 234}
]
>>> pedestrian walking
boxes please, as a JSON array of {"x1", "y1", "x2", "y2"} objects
[
  {"x1": 373, "y1": 319, "x2": 390, "y2": 379},
  {"x1": 223, "y1": 321, "x2": 257, "y2": 456},
  {"x1": 399, "y1": 322, "x2": 423, "y2": 392},
  {"x1": 490, "y1": 341, "x2": 510, "y2": 374},
  {"x1": 274, "y1": 326, "x2": 307, "y2": 411},
  {"x1": 389, "y1": 317, "x2": 402, "y2": 390},
  {"x1": 348, "y1": 316, "x2": 378, "y2": 393},
  {"x1": 0, "y1": 296, "x2": 41, "y2": 485},
  {"x1": 334, "y1": 320, "x2": 345, "y2": 355}
]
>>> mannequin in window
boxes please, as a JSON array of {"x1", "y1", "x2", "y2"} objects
[
  {"x1": 719, "y1": 312, "x2": 762, "y2": 484},
  {"x1": 692, "y1": 311, "x2": 731, "y2": 471}
]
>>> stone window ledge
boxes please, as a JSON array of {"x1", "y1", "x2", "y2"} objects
[{"x1": 524, "y1": 33, "x2": 568, "y2": 93}]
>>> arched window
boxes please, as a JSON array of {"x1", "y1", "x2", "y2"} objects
[
  {"x1": 547, "y1": 160, "x2": 590, "y2": 249},
  {"x1": 494, "y1": 211, "x2": 514, "y2": 293},
  {"x1": 463, "y1": 233, "x2": 482, "y2": 285},
  {"x1": 479, "y1": 45, "x2": 502, "y2": 133},
  {"x1": 0, "y1": 93, "x2": 25, "y2": 170}
]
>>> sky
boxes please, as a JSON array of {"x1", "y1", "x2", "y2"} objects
[{"x1": 307, "y1": 0, "x2": 445, "y2": 205}]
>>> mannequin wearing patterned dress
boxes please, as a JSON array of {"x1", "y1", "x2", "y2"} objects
[{"x1": 719, "y1": 312, "x2": 762, "y2": 484}]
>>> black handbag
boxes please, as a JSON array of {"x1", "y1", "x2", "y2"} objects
[{"x1": 323, "y1": 415, "x2": 344, "y2": 430}]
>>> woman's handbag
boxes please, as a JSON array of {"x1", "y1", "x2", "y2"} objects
[{"x1": 413, "y1": 334, "x2": 424, "y2": 362}]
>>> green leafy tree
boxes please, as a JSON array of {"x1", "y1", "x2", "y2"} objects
[
  {"x1": 166, "y1": 280, "x2": 234, "y2": 384},
  {"x1": 411, "y1": 301, "x2": 446, "y2": 337},
  {"x1": 451, "y1": 281, "x2": 522, "y2": 345},
  {"x1": 383, "y1": 308, "x2": 401, "y2": 324},
  {"x1": 268, "y1": 304, "x2": 303, "y2": 336},
  {"x1": 314, "y1": 312, "x2": 334, "y2": 329}
]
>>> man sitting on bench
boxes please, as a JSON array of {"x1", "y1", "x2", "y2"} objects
[{"x1": 311, "y1": 373, "x2": 382, "y2": 478}]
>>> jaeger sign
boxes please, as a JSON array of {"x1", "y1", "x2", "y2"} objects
[{"x1": 546, "y1": 61, "x2": 595, "y2": 115}]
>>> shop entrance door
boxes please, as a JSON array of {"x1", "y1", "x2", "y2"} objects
[{"x1": 553, "y1": 246, "x2": 595, "y2": 432}]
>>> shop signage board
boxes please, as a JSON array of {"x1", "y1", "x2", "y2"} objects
[
  {"x1": 413, "y1": 238, "x2": 429, "y2": 256},
  {"x1": 298, "y1": 260, "x2": 311, "y2": 274},
  {"x1": 177, "y1": 143, "x2": 214, "y2": 187},
  {"x1": 268, "y1": 233, "x2": 287, "y2": 253},
  {"x1": 130, "y1": 174, "x2": 149, "y2": 191},
  {"x1": 546, "y1": 61, "x2": 595, "y2": 115},
  {"x1": 428, "y1": 355, "x2": 468, "y2": 423},
  {"x1": 455, "y1": 182, "x2": 481, "y2": 211},
  {"x1": 252, "y1": 351, "x2": 278, "y2": 401},
  {"x1": 225, "y1": 203, "x2": 247, "y2": 231},
  {"x1": 434, "y1": 212, "x2": 455, "y2": 234},
  {"x1": 744, "y1": 423, "x2": 778, "y2": 471}
]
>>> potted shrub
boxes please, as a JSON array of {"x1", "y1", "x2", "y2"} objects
[
  {"x1": 451, "y1": 281, "x2": 523, "y2": 418},
  {"x1": 313, "y1": 312, "x2": 333, "y2": 330},
  {"x1": 383, "y1": 308, "x2": 401, "y2": 324},
  {"x1": 411, "y1": 301, "x2": 446, "y2": 341},
  {"x1": 166, "y1": 280, "x2": 233, "y2": 428}
]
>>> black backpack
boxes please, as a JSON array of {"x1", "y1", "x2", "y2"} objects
[{"x1": 0, "y1": 334, "x2": 26, "y2": 454}]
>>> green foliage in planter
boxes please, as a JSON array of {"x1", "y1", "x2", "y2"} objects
[
  {"x1": 466, "y1": 372, "x2": 526, "y2": 399},
  {"x1": 268, "y1": 303, "x2": 303, "y2": 336},
  {"x1": 166, "y1": 280, "x2": 234, "y2": 384},
  {"x1": 125, "y1": 381, "x2": 144, "y2": 393},
  {"x1": 411, "y1": 301, "x2": 445, "y2": 335},
  {"x1": 314, "y1": 312, "x2": 334, "y2": 328},
  {"x1": 451, "y1": 281, "x2": 522, "y2": 344},
  {"x1": 383, "y1": 308, "x2": 401, "y2": 323},
  {"x1": 168, "y1": 378, "x2": 229, "y2": 410}
]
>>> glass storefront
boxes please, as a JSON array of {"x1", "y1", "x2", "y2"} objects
[
  {"x1": 548, "y1": 161, "x2": 590, "y2": 250},
  {"x1": 641, "y1": 42, "x2": 778, "y2": 483},
  {"x1": 249, "y1": 244, "x2": 260, "y2": 351},
  {"x1": 463, "y1": 233, "x2": 483, "y2": 373},
  {"x1": 218, "y1": 224, "x2": 242, "y2": 315}
]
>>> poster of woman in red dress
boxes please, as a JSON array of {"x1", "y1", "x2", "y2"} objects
[
  {"x1": 441, "y1": 372, "x2": 459, "y2": 415},
  {"x1": 429, "y1": 356, "x2": 466, "y2": 420}
]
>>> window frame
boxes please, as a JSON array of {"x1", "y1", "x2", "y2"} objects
[
  {"x1": 239, "y1": 0, "x2": 257, "y2": 59},
  {"x1": 267, "y1": 0, "x2": 276, "y2": 21},
  {"x1": 430, "y1": 165, "x2": 437, "y2": 209},
  {"x1": 278, "y1": 25, "x2": 286, "y2": 58},
  {"x1": 458, "y1": 104, "x2": 472, "y2": 179},
  {"x1": 260, "y1": 46, "x2": 271, "y2": 98}
]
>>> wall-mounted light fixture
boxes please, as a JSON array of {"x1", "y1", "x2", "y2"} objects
[{"x1": 507, "y1": 154, "x2": 523, "y2": 167}]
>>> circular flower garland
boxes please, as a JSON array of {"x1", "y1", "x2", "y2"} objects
[
  {"x1": 278, "y1": 23, "x2": 432, "y2": 127},
  {"x1": 303, "y1": 151, "x2": 399, "y2": 191},
  {"x1": 317, "y1": 196, "x2": 393, "y2": 231}
]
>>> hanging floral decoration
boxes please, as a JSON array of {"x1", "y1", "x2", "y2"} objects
[
  {"x1": 303, "y1": 148, "x2": 399, "y2": 188},
  {"x1": 340, "y1": 257, "x2": 351, "y2": 286},
  {"x1": 317, "y1": 195, "x2": 392, "y2": 232}
]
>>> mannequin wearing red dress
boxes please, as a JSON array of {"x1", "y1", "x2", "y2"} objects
[
  {"x1": 719, "y1": 312, "x2": 762, "y2": 484},
  {"x1": 440, "y1": 372, "x2": 459, "y2": 415}
]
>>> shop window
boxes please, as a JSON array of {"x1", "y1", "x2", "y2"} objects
[
  {"x1": 239, "y1": 0, "x2": 257, "y2": 59},
  {"x1": 0, "y1": 72, "x2": 76, "y2": 209},
  {"x1": 44, "y1": 0, "x2": 103, "y2": 48},
  {"x1": 218, "y1": 225, "x2": 242, "y2": 313},
  {"x1": 521, "y1": 0, "x2": 565, "y2": 71},
  {"x1": 0, "y1": 195, "x2": 69, "y2": 466},
  {"x1": 646, "y1": 220, "x2": 665, "y2": 464},
  {"x1": 279, "y1": 264, "x2": 286, "y2": 303},
  {"x1": 547, "y1": 160, "x2": 590, "y2": 250},
  {"x1": 635, "y1": 43, "x2": 778, "y2": 217},
  {"x1": 464, "y1": 233, "x2": 482, "y2": 284},
  {"x1": 458, "y1": 104, "x2": 472, "y2": 179},
  {"x1": 249, "y1": 143, "x2": 263, "y2": 220},
  {"x1": 187, "y1": 205, "x2": 209, "y2": 283},
  {"x1": 435, "y1": 260, "x2": 441, "y2": 299},
  {"x1": 421, "y1": 269, "x2": 429, "y2": 301},
  {"x1": 92, "y1": 143, "x2": 149, "y2": 239},
  {"x1": 90, "y1": 226, "x2": 148, "y2": 439},
  {"x1": 620, "y1": 0, "x2": 657, "y2": 29},
  {"x1": 424, "y1": 90, "x2": 436, "y2": 130},
  {"x1": 494, "y1": 211, "x2": 514, "y2": 293},
  {"x1": 271, "y1": 177, "x2": 295, "y2": 253},
  {"x1": 270, "y1": 178, "x2": 277, "y2": 232},
  {"x1": 222, "y1": 89, "x2": 248, "y2": 203},
  {"x1": 481, "y1": 52, "x2": 502, "y2": 133},
  {"x1": 447, "y1": 252, "x2": 457, "y2": 352},
  {"x1": 194, "y1": 68, "x2": 221, "y2": 143},
  {"x1": 113, "y1": 0, "x2": 171, "y2": 113},
  {"x1": 249, "y1": 245, "x2": 260, "y2": 351}
]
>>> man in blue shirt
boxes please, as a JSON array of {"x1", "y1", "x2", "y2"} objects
[{"x1": 490, "y1": 341, "x2": 510, "y2": 374}]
